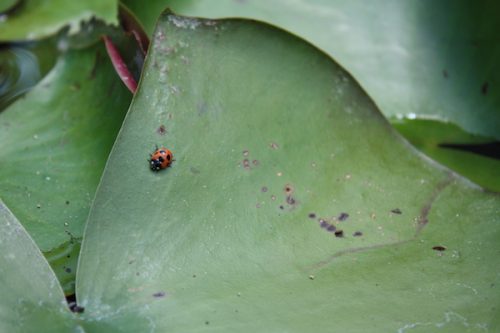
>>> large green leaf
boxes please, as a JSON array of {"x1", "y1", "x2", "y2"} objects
[
  {"x1": 0, "y1": 200, "x2": 74, "y2": 332},
  {"x1": 0, "y1": 0, "x2": 118, "y2": 41},
  {"x1": 76, "y1": 13, "x2": 500, "y2": 331},
  {"x1": 0, "y1": 41, "x2": 131, "y2": 294}
]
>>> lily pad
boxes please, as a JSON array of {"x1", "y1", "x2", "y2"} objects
[
  {"x1": 0, "y1": 41, "x2": 131, "y2": 293},
  {"x1": 0, "y1": 0, "x2": 118, "y2": 41},
  {"x1": 75, "y1": 13, "x2": 500, "y2": 331},
  {"x1": 0, "y1": 200, "x2": 73, "y2": 332}
]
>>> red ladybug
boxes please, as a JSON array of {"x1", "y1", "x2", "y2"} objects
[{"x1": 150, "y1": 147, "x2": 173, "y2": 171}]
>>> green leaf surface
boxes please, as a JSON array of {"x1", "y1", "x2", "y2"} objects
[
  {"x1": 394, "y1": 119, "x2": 500, "y2": 192},
  {"x1": 0, "y1": 0, "x2": 118, "y2": 41},
  {"x1": 0, "y1": 41, "x2": 131, "y2": 293},
  {"x1": 0, "y1": 199, "x2": 74, "y2": 332},
  {"x1": 123, "y1": 0, "x2": 500, "y2": 140},
  {"x1": 76, "y1": 13, "x2": 500, "y2": 331}
]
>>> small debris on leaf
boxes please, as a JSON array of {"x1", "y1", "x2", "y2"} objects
[
  {"x1": 334, "y1": 230, "x2": 344, "y2": 238},
  {"x1": 153, "y1": 291, "x2": 166, "y2": 298},
  {"x1": 338, "y1": 212, "x2": 349, "y2": 221}
]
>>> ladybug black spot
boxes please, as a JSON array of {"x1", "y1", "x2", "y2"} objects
[{"x1": 167, "y1": 154, "x2": 171, "y2": 161}]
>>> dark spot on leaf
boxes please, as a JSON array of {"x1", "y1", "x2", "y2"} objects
[
  {"x1": 338, "y1": 212, "x2": 349, "y2": 221},
  {"x1": 66, "y1": 255, "x2": 71, "y2": 258},
  {"x1": 153, "y1": 291, "x2": 166, "y2": 298},
  {"x1": 284, "y1": 184, "x2": 294, "y2": 194},
  {"x1": 319, "y1": 219, "x2": 329, "y2": 228},
  {"x1": 334, "y1": 230, "x2": 344, "y2": 238},
  {"x1": 36, "y1": 204, "x2": 41, "y2": 209},
  {"x1": 65, "y1": 200, "x2": 70, "y2": 205},
  {"x1": 442, "y1": 70, "x2": 448, "y2": 78},
  {"x1": 279, "y1": 205, "x2": 284, "y2": 210},
  {"x1": 252, "y1": 159, "x2": 259, "y2": 166},
  {"x1": 326, "y1": 225, "x2": 336, "y2": 232},
  {"x1": 391, "y1": 208, "x2": 402, "y2": 214},
  {"x1": 482, "y1": 82, "x2": 489, "y2": 95},
  {"x1": 353, "y1": 231, "x2": 363, "y2": 237},
  {"x1": 205, "y1": 321, "x2": 210, "y2": 325},
  {"x1": 286, "y1": 195, "x2": 296, "y2": 205},
  {"x1": 261, "y1": 186, "x2": 268, "y2": 193},
  {"x1": 242, "y1": 159, "x2": 250, "y2": 170},
  {"x1": 157, "y1": 124, "x2": 166, "y2": 135},
  {"x1": 65, "y1": 267, "x2": 71, "y2": 273},
  {"x1": 308, "y1": 213, "x2": 316, "y2": 219},
  {"x1": 193, "y1": 274, "x2": 197, "y2": 278},
  {"x1": 432, "y1": 245, "x2": 447, "y2": 251}
]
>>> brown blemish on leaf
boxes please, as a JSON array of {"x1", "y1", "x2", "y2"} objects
[
  {"x1": 261, "y1": 186, "x2": 268, "y2": 193},
  {"x1": 308, "y1": 213, "x2": 316, "y2": 219},
  {"x1": 353, "y1": 231, "x2": 363, "y2": 237},
  {"x1": 432, "y1": 245, "x2": 447, "y2": 251},
  {"x1": 284, "y1": 184, "x2": 294, "y2": 195},
  {"x1": 270, "y1": 142, "x2": 279, "y2": 149},
  {"x1": 286, "y1": 195, "x2": 296, "y2": 205},
  {"x1": 157, "y1": 125, "x2": 167, "y2": 135},
  {"x1": 242, "y1": 159, "x2": 250, "y2": 170},
  {"x1": 391, "y1": 208, "x2": 402, "y2": 214},
  {"x1": 252, "y1": 159, "x2": 259, "y2": 166},
  {"x1": 334, "y1": 230, "x2": 344, "y2": 238}
]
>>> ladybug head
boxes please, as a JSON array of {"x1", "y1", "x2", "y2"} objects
[{"x1": 150, "y1": 159, "x2": 163, "y2": 171}]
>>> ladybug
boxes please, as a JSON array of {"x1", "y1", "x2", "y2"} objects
[{"x1": 149, "y1": 146, "x2": 174, "y2": 171}]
